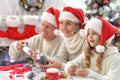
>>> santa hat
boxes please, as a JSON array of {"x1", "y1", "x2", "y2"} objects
[
  {"x1": 85, "y1": 17, "x2": 118, "y2": 53},
  {"x1": 59, "y1": 6, "x2": 84, "y2": 29},
  {"x1": 41, "y1": 7, "x2": 60, "y2": 29}
]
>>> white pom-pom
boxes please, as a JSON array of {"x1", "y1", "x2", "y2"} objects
[
  {"x1": 54, "y1": 29, "x2": 64, "y2": 37},
  {"x1": 79, "y1": 29, "x2": 86, "y2": 37},
  {"x1": 96, "y1": 45, "x2": 105, "y2": 53}
]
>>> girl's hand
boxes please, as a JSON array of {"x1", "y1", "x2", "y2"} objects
[
  {"x1": 67, "y1": 65, "x2": 76, "y2": 76},
  {"x1": 75, "y1": 69, "x2": 88, "y2": 77}
]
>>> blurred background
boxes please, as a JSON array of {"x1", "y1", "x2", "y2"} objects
[{"x1": 0, "y1": 0, "x2": 120, "y2": 65}]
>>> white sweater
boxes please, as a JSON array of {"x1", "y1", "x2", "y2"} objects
[
  {"x1": 9, "y1": 34, "x2": 63, "y2": 60},
  {"x1": 53, "y1": 31, "x2": 85, "y2": 63},
  {"x1": 65, "y1": 47, "x2": 120, "y2": 80}
]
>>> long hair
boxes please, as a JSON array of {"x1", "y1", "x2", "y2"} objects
[{"x1": 84, "y1": 38, "x2": 104, "y2": 73}]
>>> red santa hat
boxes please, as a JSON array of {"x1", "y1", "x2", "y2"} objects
[
  {"x1": 59, "y1": 6, "x2": 84, "y2": 29},
  {"x1": 85, "y1": 17, "x2": 118, "y2": 53},
  {"x1": 41, "y1": 7, "x2": 60, "y2": 29}
]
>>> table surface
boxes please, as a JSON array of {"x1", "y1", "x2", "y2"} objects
[{"x1": 0, "y1": 71, "x2": 95, "y2": 80}]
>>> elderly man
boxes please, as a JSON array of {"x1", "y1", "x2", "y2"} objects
[{"x1": 9, "y1": 7, "x2": 63, "y2": 61}]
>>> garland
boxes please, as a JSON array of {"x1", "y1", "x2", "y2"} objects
[{"x1": 19, "y1": 0, "x2": 44, "y2": 13}]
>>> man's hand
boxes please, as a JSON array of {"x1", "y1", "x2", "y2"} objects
[{"x1": 17, "y1": 40, "x2": 26, "y2": 50}]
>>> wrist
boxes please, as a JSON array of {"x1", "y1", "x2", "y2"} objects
[{"x1": 61, "y1": 63, "x2": 65, "y2": 70}]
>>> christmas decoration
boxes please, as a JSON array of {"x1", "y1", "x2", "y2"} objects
[
  {"x1": 85, "y1": 17, "x2": 118, "y2": 53},
  {"x1": 85, "y1": 0, "x2": 111, "y2": 19},
  {"x1": 106, "y1": 5, "x2": 120, "y2": 52},
  {"x1": 23, "y1": 15, "x2": 38, "y2": 38},
  {"x1": 6, "y1": 16, "x2": 25, "y2": 40},
  {"x1": 19, "y1": 0, "x2": 44, "y2": 13},
  {"x1": 41, "y1": 7, "x2": 60, "y2": 29},
  {"x1": 0, "y1": 30, "x2": 7, "y2": 38}
]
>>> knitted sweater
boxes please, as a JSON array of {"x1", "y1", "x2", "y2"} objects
[
  {"x1": 9, "y1": 34, "x2": 63, "y2": 60},
  {"x1": 53, "y1": 31, "x2": 85, "y2": 63},
  {"x1": 65, "y1": 47, "x2": 120, "y2": 80}
]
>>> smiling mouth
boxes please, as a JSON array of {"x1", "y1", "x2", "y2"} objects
[{"x1": 89, "y1": 40, "x2": 95, "y2": 43}]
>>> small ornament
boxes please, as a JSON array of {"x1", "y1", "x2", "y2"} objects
[
  {"x1": 117, "y1": 21, "x2": 120, "y2": 26},
  {"x1": 27, "y1": 71, "x2": 36, "y2": 79},
  {"x1": 93, "y1": 3, "x2": 98, "y2": 9},
  {"x1": 103, "y1": 0, "x2": 108, "y2": 5},
  {"x1": 36, "y1": 53, "x2": 48, "y2": 65}
]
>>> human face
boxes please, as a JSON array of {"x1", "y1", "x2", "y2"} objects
[
  {"x1": 87, "y1": 29, "x2": 100, "y2": 48},
  {"x1": 40, "y1": 21, "x2": 56, "y2": 41},
  {"x1": 59, "y1": 20, "x2": 78, "y2": 37}
]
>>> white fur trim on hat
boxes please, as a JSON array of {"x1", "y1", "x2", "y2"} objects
[
  {"x1": 54, "y1": 29, "x2": 64, "y2": 37},
  {"x1": 23, "y1": 15, "x2": 38, "y2": 25},
  {"x1": 96, "y1": 45, "x2": 105, "y2": 53},
  {"x1": 85, "y1": 18, "x2": 102, "y2": 35},
  {"x1": 59, "y1": 11, "x2": 79, "y2": 23},
  {"x1": 41, "y1": 12, "x2": 57, "y2": 27},
  {"x1": 6, "y1": 16, "x2": 20, "y2": 27}
]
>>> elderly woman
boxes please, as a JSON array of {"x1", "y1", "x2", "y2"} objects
[{"x1": 43, "y1": 6, "x2": 86, "y2": 69}]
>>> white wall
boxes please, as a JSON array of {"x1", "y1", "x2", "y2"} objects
[
  {"x1": 0, "y1": 0, "x2": 64, "y2": 46},
  {"x1": 0, "y1": 0, "x2": 64, "y2": 15}
]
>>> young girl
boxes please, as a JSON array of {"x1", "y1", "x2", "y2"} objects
[{"x1": 65, "y1": 17, "x2": 120, "y2": 80}]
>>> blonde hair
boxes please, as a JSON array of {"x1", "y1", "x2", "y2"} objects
[{"x1": 84, "y1": 41, "x2": 104, "y2": 73}]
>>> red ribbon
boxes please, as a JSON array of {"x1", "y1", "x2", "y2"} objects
[{"x1": 0, "y1": 64, "x2": 24, "y2": 71}]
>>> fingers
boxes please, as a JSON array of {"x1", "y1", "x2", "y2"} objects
[
  {"x1": 17, "y1": 40, "x2": 25, "y2": 50},
  {"x1": 75, "y1": 69, "x2": 88, "y2": 77},
  {"x1": 67, "y1": 65, "x2": 76, "y2": 76},
  {"x1": 42, "y1": 63, "x2": 53, "y2": 69},
  {"x1": 30, "y1": 50, "x2": 37, "y2": 61},
  {"x1": 46, "y1": 59, "x2": 55, "y2": 64}
]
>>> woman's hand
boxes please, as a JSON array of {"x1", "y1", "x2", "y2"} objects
[
  {"x1": 17, "y1": 40, "x2": 26, "y2": 50},
  {"x1": 42, "y1": 59, "x2": 62, "y2": 69},
  {"x1": 75, "y1": 69, "x2": 88, "y2": 77},
  {"x1": 67, "y1": 65, "x2": 76, "y2": 76}
]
